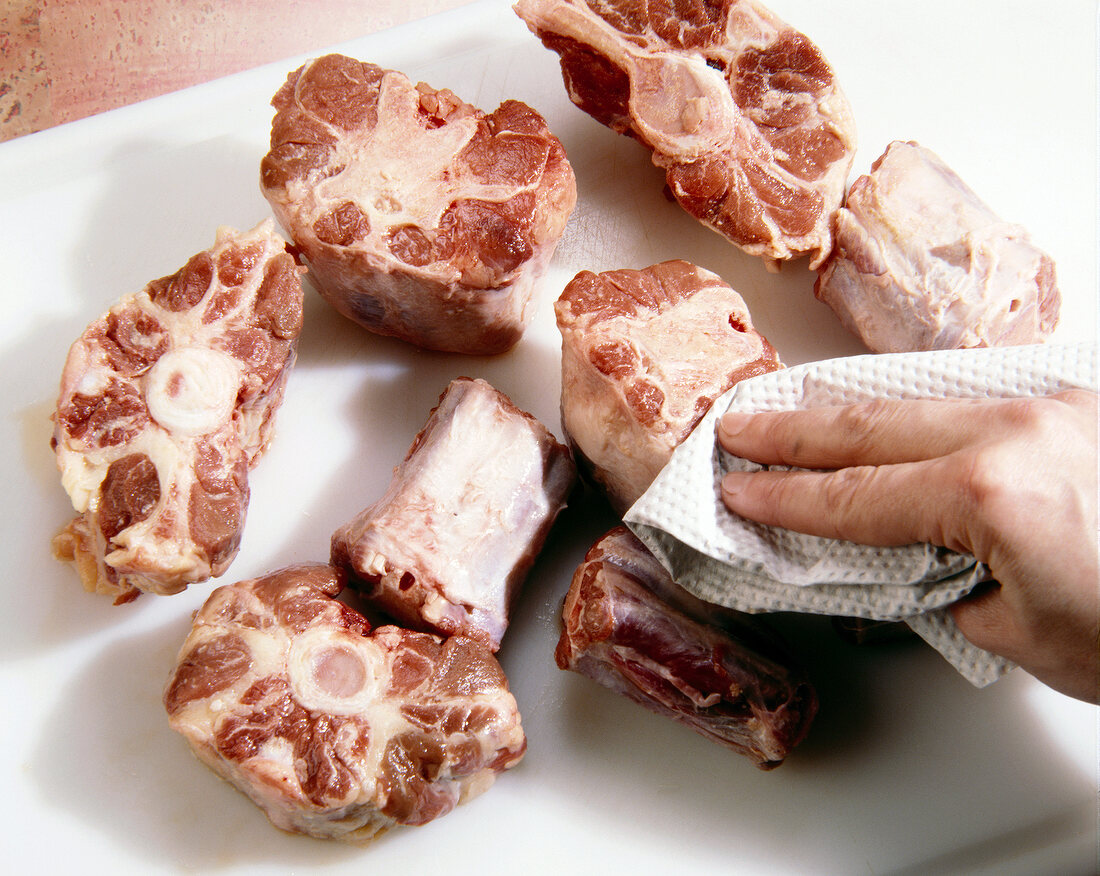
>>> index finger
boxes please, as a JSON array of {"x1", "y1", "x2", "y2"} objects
[{"x1": 718, "y1": 396, "x2": 1000, "y2": 469}]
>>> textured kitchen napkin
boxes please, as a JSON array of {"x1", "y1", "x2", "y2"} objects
[{"x1": 624, "y1": 342, "x2": 1097, "y2": 687}]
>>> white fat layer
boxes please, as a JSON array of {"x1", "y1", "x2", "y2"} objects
[
  {"x1": 823, "y1": 141, "x2": 1054, "y2": 350},
  {"x1": 310, "y1": 71, "x2": 536, "y2": 239},
  {"x1": 144, "y1": 347, "x2": 241, "y2": 436},
  {"x1": 457, "y1": 768, "x2": 497, "y2": 805},
  {"x1": 59, "y1": 448, "x2": 108, "y2": 512},
  {"x1": 559, "y1": 342, "x2": 655, "y2": 509},
  {"x1": 610, "y1": 283, "x2": 768, "y2": 425},
  {"x1": 386, "y1": 383, "x2": 552, "y2": 611}
]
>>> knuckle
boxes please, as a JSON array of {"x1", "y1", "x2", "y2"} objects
[
  {"x1": 760, "y1": 412, "x2": 805, "y2": 463},
  {"x1": 820, "y1": 465, "x2": 874, "y2": 539},
  {"x1": 998, "y1": 397, "x2": 1037, "y2": 429},
  {"x1": 835, "y1": 399, "x2": 898, "y2": 456},
  {"x1": 956, "y1": 446, "x2": 1016, "y2": 523},
  {"x1": 754, "y1": 470, "x2": 797, "y2": 518},
  {"x1": 998, "y1": 395, "x2": 1071, "y2": 441},
  {"x1": 1051, "y1": 388, "x2": 1097, "y2": 412}
]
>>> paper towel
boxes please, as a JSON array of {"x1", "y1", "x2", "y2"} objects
[{"x1": 624, "y1": 342, "x2": 1097, "y2": 687}]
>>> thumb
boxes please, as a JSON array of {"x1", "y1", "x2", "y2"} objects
[{"x1": 948, "y1": 583, "x2": 1015, "y2": 657}]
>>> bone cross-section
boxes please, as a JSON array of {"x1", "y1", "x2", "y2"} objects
[
  {"x1": 557, "y1": 527, "x2": 818, "y2": 769},
  {"x1": 332, "y1": 377, "x2": 576, "y2": 652},
  {"x1": 814, "y1": 140, "x2": 1061, "y2": 352},
  {"x1": 556, "y1": 259, "x2": 781, "y2": 515},
  {"x1": 51, "y1": 220, "x2": 304, "y2": 602},
  {"x1": 514, "y1": 0, "x2": 856, "y2": 268},
  {"x1": 164, "y1": 563, "x2": 527, "y2": 843},
  {"x1": 260, "y1": 53, "x2": 577, "y2": 354}
]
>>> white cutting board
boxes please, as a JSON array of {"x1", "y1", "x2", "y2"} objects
[{"x1": 1, "y1": 1, "x2": 1096, "y2": 874}]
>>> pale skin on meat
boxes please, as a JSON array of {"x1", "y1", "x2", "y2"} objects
[{"x1": 717, "y1": 391, "x2": 1099, "y2": 705}]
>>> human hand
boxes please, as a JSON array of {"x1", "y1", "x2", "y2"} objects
[{"x1": 717, "y1": 390, "x2": 1099, "y2": 704}]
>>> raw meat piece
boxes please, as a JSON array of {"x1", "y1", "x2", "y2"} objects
[
  {"x1": 260, "y1": 53, "x2": 577, "y2": 354},
  {"x1": 164, "y1": 563, "x2": 526, "y2": 843},
  {"x1": 51, "y1": 220, "x2": 305, "y2": 602},
  {"x1": 332, "y1": 377, "x2": 576, "y2": 651},
  {"x1": 556, "y1": 259, "x2": 781, "y2": 514},
  {"x1": 814, "y1": 140, "x2": 1061, "y2": 352},
  {"x1": 514, "y1": 0, "x2": 856, "y2": 268},
  {"x1": 557, "y1": 526, "x2": 817, "y2": 768}
]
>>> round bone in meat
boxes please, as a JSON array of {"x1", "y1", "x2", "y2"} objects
[
  {"x1": 51, "y1": 220, "x2": 305, "y2": 602},
  {"x1": 143, "y1": 347, "x2": 241, "y2": 436},
  {"x1": 163, "y1": 563, "x2": 527, "y2": 843}
]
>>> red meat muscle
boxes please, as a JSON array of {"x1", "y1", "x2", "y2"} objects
[
  {"x1": 514, "y1": 0, "x2": 857, "y2": 268},
  {"x1": 261, "y1": 54, "x2": 577, "y2": 354},
  {"x1": 557, "y1": 527, "x2": 817, "y2": 768}
]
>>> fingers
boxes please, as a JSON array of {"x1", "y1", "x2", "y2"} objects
[
  {"x1": 718, "y1": 397, "x2": 998, "y2": 469},
  {"x1": 720, "y1": 457, "x2": 965, "y2": 549},
  {"x1": 718, "y1": 391, "x2": 1098, "y2": 548}
]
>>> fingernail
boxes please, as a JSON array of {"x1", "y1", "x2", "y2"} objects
[
  {"x1": 720, "y1": 471, "x2": 748, "y2": 500},
  {"x1": 718, "y1": 411, "x2": 750, "y2": 442}
]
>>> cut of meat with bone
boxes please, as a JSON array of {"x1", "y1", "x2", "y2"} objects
[
  {"x1": 815, "y1": 140, "x2": 1061, "y2": 352},
  {"x1": 332, "y1": 377, "x2": 576, "y2": 651},
  {"x1": 164, "y1": 563, "x2": 526, "y2": 843},
  {"x1": 556, "y1": 259, "x2": 781, "y2": 514},
  {"x1": 261, "y1": 54, "x2": 577, "y2": 354},
  {"x1": 514, "y1": 0, "x2": 856, "y2": 268},
  {"x1": 51, "y1": 220, "x2": 305, "y2": 602},
  {"x1": 557, "y1": 527, "x2": 817, "y2": 768}
]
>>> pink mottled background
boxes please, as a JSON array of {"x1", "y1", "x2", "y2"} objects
[{"x1": 0, "y1": 0, "x2": 473, "y2": 142}]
